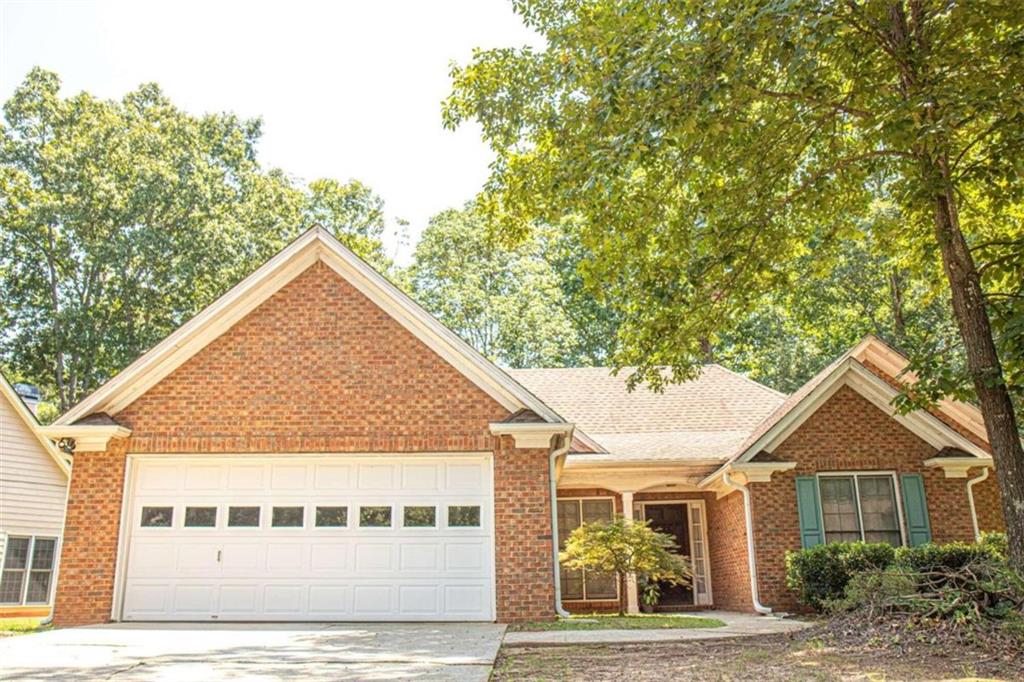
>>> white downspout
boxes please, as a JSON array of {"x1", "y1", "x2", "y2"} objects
[
  {"x1": 966, "y1": 466, "x2": 990, "y2": 542},
  {"x1": 722, "y1": 470, "x2": 772, "y2": 615},
  {"x1": 549, "y1": 434, "x2": 571, "y2": 618}
]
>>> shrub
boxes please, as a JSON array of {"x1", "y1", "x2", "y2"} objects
[
  {"x1": 786, "y1": 542, "x2": 897, "y2": 610},
  {"x1": 895, "y1": 539, "x2": 1004, "y2": 573},
  {"x1": 825, "y1": 566, "x2": 917, "y2": 615},
  {"x1": 979, "y1": 532, "x2": 1008, "y2": 561}
]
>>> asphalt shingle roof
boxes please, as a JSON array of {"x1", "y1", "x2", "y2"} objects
[{"x1": 508, "y1": 365, "x2": 785, "y2": 462}]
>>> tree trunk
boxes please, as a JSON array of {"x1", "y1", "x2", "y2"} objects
[
  {"x1": 618, "y1": 572, "x2": 627, "y2": 616},
  {"x1": 931, "y1": 169, "x2": 1024, "y2": 570},
  {"x1": 888, "y1": 269, "x2": 907, "y2": 342}
]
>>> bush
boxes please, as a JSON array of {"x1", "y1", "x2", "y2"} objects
[
  {"x1": 895, "y1": 539, "x2": 1004, "y2": 573},
  {"x1": 786, "y1": 542, "x2": 897, "y2": 610},
  {"x1": 979, "y1": 531, "x2": 1009, "y2": 561},
  {"x1": 825, "y1": 566, "x2": 917, "y2": 615}
]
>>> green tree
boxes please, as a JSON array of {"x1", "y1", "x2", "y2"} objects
[
  {"x1": 561, "y1": 517, "x2": 691, "y2": 616},
  {"x1": 0, "y1": 68, "x2": 390, "y2": 411},
  {"x1": 446, "y1": 1, "x2": 1024, "y2": 568},
  {"x1": 409, "y1": 206, "x2": 580, "y2": 367}
]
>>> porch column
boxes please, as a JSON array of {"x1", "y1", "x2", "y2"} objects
[{"x1": 621, "y1": 490, "x2": 640, "y2": 614}]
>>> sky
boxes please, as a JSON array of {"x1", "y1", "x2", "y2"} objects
[{"x1": 0, "y1": 0, "x2": 543, "y2": 263}]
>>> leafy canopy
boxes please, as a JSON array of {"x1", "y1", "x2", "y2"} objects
[
  {"x1": 0, "y1": 68, "x2": 393, "y2": 411},
  {"x1": 409, "y1": 205, "x2": 582, "y2": 368},
  {"x1": 444, "y1": 0, "x2": 1024, "y2": 395}
]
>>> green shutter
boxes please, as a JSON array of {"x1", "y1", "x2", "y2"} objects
[
  {"x1": 900, "y1": 474, "x2": 932, "y2": 546},
  {"x1": 795, "y1": 477, "x2": 825, "y2": 548}
]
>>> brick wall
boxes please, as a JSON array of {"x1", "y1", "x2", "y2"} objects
[
  {"x1": 707, "y1": 490, "x2": 753, "y2": 611},
  {"x1": 54, "y1": 438, "x2": 128, "y2": 626},
  {"x1": 55, "y1": 262, "x2": 556, "y2": 625},
  {"x1": 495, "y1": 439, "x2": 555, "y2": 621},
  {"x1": 749, "y1": 384, "x2": 1005, "y2": 612}
]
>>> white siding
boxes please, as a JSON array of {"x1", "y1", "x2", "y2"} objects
[{"x1": 0, "y1": 395, "x2": 67, "y2": 539}]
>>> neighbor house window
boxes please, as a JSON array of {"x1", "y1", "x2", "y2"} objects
[
  {"x1": 819, "y1": 474, "x2": 902, "y2": 546},
  {"x1": 0, "y1": 536, "x2": 57, "y2": 605},
  {"x1": 557, "y1": 498, "x2": 618, "y2": 600}
]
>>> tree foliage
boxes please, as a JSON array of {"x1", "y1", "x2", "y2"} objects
[
  {"x1": 561, "y1": 516, "x2": 691, "y2": 615},
  {"x1": 446, "y1": 0, "x2": 1024, "y2": 566},
  {"x1": 0, "y1": 68, "x2": 392, "y2": 411},
  {"x1": 409, "y1": 206, "x2": 580, "y2": 367}
]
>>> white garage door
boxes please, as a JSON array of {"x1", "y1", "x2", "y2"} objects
[{"x1": 120, "y1": 455, "x2": 494, "y2": 621}]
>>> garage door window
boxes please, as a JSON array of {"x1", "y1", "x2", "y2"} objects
[
  {"x1": 315, "y1": 506, "x2": 348, "y2": 527},
  {"x1": 403, "y1": 506, "x2": 436, "y2": 527},
  {"x1": 184, "y1": 507, "x2": 217, "y2": 527},
  {"x1": 272, "y1": 506, "x2": 305, "y2": 528},
  {"x1": 228, "y1": 506, "x2": 261, "y2": 527},
  {"x1": 359, "y1": 506, "x2": 392, "y2": 527},
  {"x1": 141, "y1": 506, "x2": 173, "y2": 527},
  {"x1": 448, "y1": 505, "x2": 481, "y2": 527},
  {"x1": 0, "y1": 536, "x2": 57, "y2": 605}
]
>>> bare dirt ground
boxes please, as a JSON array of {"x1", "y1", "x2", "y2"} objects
[{"x1": 493, "y1": 629, "x2": 1024, "y2": 681}]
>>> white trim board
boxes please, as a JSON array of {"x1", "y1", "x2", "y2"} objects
[{"x1": 56, "y1": 227, "x2": 568, "y2": 427}]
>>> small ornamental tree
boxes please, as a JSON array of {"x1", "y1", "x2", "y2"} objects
[{"x1": 561, "y1": 516, "x2": 692, "y2": 616}]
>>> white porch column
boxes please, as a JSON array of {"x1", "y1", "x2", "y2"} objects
[{"x1": 621, "y1": 490, "x2": 640, "y2": 614}]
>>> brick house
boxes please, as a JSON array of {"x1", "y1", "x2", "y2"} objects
[{"x1": 45, "y1": 227, "x2": 1004, "y2": 625}]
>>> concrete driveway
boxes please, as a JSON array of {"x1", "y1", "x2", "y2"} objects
[{"x1": 0, "y1": 622, "x2": 507, "y2": 681}]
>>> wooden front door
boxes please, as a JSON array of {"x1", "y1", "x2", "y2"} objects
[{"x1": 643, "y1": 503, "x2": 694, "y2": 607}]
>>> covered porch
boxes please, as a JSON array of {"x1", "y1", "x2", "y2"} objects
[{"x1": 556, "y1": 460, "x2": 725, "y2": 614}]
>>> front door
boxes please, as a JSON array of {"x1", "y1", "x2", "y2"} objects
[{"x1": 643, "y1": 503, "x2": 694, "y2": 607}]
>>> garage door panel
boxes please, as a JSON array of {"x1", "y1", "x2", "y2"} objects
[
  {"x1": 314, "y1": 464, "x2": 351, "y2": 489},
  {"x1": 122, "y1": 455, "x2": 494, "y2": 621}
]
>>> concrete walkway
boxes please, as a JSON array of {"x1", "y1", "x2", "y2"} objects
[
  {"x1": 502, "y1": 610, "x2": 811, "y2": 647},
  {"x1": 0, "y1": 622, "x2": 506, "y2": 681}
]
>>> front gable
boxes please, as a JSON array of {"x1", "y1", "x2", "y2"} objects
[
  {"x1": 756, "y1": 384, "x2": 936, "y2": 469},
  {"x1": 116, "y1": 261, "x2": 511, "y2": 453}
]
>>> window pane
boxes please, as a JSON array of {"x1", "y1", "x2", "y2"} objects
[
  {"x1": 557, "y1": 500, "x2": 582, "y2": 548},
  {"x1": 819, "y1": 477, "x2": 861, "y2": 543},
  {"x1": 560, "y1": 567, "x2": 584, "y2": 600},
  {"x1": 448, "y1": 505, "x2": 481, "y2": 527},
  {"x1": 272, "y1": 507, "x2": 305, "y2": 528},
  {"x1": 858, "y1": 476, "x2": 901, "y2": 546},
  {"x1": 141, "y1": 507, "x2": 173, "y2": 528},
  {"x1": 404, "y1": 506, "x2": 436, "y2": 527},
  {"x1": 582, "y1": 499, "x2": 614, "y2": 523},
  {"x1": 30, "y1": 539, "x2": 56, "y2": 570},
  {"x1": 584, "y1": 571, "x2": 617, "y2": 599},
  {"x1": 3, "y1": 538, "x2": 29, "y2": 569},
  {"x1": 359, "y1": 506, "x2": 392, "y2": 527},
  {"x1": 25, "y1": 571, "x2": 51, "y2": 604},
  {"x1": 0, "y1": 570, "x2": 24, "y2": 603},
  {"x1": 315, "y1": 506, "x2": 348, "y2": 527},
  {"x1": 184, "y1": 507, "x2": 217, "y2": 528},
  {"x1": 228, "y1": 506, "x2": 260, "y2": 527}
]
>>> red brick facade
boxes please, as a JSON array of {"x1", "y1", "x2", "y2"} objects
[
  {"x1": 749, "y1": 384, "x2": 1004, "y2": 612},
  {"x1": 54, "y1": 262, "x2": 556, "y2": 625}
]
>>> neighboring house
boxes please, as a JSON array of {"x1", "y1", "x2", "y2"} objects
[
  {"x1": 0, "y1": 374, "x2": 71, "y2": 618},
  {"x1": 45, "y1": 227, "x2": 1005, "y2": 626}
]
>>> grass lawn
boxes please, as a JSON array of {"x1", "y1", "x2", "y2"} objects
[
  {"x1": 0, "y1": 618, "x2": 46, "y2": 637},
  {"x1": 508, "y1": 613, "x2": 726, "y2": 631}
]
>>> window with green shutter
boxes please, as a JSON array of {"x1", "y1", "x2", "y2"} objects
[{"x1": 799, "y1": 472, "x2": 917, "y2": 548}]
